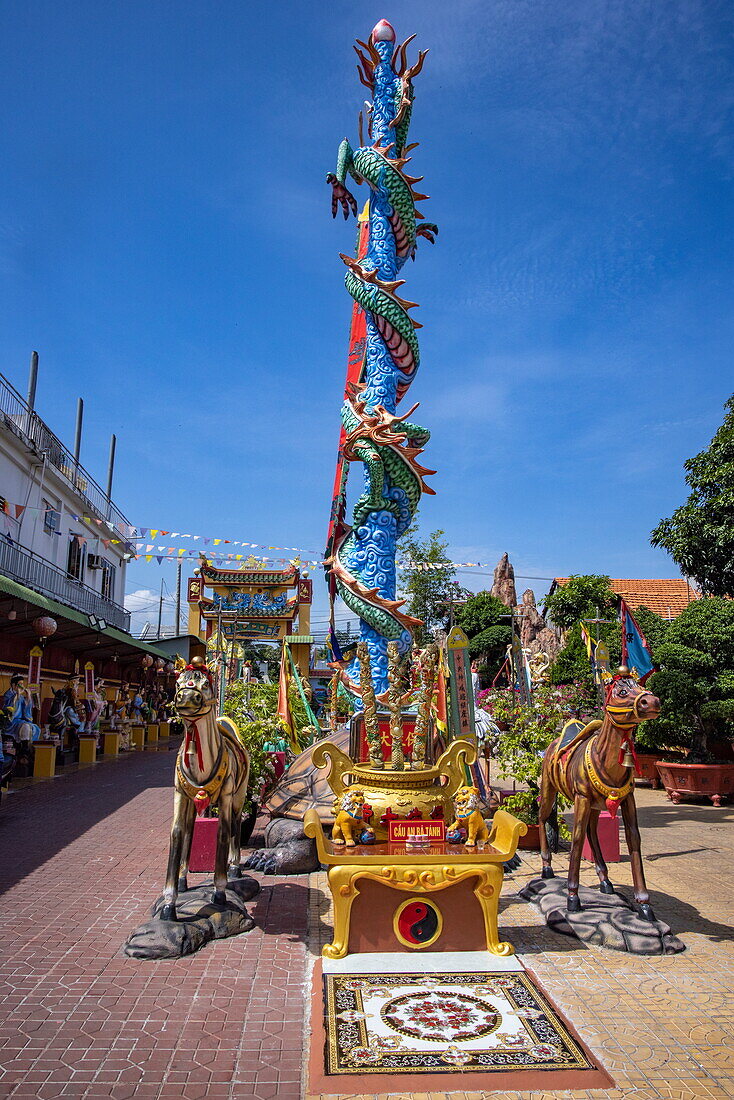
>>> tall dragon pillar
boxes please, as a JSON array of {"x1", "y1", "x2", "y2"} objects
[{"x1": 326, "y1": 20, "x2": 437, "y2": 695}]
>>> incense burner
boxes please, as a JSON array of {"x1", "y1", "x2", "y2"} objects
[{"x1": 312, "y1": 738, "x2": 476, "y2": 841}]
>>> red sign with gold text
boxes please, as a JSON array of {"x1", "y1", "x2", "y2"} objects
[{"x1": 389, "y1": 819, "x2": 446, "y2": 843}]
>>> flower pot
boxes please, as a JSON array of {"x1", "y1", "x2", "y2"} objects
[
  {"x1": 655, "y1": 761, "x2": 734, "y2": 807},
  {"x1": 635, "y1": 753, "x2": 662, "y2": 789},
  {"x1": 517, "y1": 823, "x2": 541, "y2": 849}
]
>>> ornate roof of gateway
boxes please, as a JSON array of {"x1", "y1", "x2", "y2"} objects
[
  {"x1": 198, "y1": 556, "x2": 298, "y2": 587},
  {"x1": 199, "y1": 592, "x2": 299, "y2": 620}
]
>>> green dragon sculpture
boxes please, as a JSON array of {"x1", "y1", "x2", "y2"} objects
[{"x1": 326, "y1": 19, "x2": 437, "y2": 694}]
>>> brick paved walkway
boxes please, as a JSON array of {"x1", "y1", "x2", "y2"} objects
[
  {"x1": 308, "y1": 789, "x2": 734, "y2": 1100},
  {"x1": 2, "y1": 752, "x2": 734, "y2": 1100},
  {"x1": 0, "y1": 747, "x2": 308, "y2": 1100}
]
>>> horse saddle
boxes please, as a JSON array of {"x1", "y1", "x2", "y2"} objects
[{"x1": 553, "y1": 718, "x2": 602, "y2": 768}]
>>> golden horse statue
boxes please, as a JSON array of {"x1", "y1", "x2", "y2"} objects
[{"x1": 160, "y1": 657, "x2": 250, "y2": 922}]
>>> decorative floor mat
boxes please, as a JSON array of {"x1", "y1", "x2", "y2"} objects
[{"x1": 323, "y1": 970, "x2": 594, "y2": 1076}]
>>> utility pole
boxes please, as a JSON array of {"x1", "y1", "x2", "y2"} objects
[
  {"x1": 437, "y1": 592, "x2": 468, "y2": 630},
  {"x1": 73, "y1": 398, "x2": 84, "y2": 477},
  {"x1": 175, "y1": 560, "x2": 182, "y2": 635},
  {"x1": 156, "y1": 578, "x2": 164, "y2": 640},
  {"x1": 105, "y1": 434, "x2": 117, "y2": 520},
  {"x1": 26, "y1": 351, "x2": 38, "y2": 415}
]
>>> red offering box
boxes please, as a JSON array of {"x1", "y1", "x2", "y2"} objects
[
  {"x1": 188, "y1": 817, "x2": 219, "y2": 872},
  {"x1": 581, "y1": 811, "x2": 620, "y2": 863}
]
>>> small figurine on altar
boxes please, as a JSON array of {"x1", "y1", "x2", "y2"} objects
[
  {"x1": 129, "y1": 689, "x2": 144, "y2": 725},
  {"x1": 447, "y1": 785, "x2": 489, "y2": 847},
  {"x1": 49, "y1": 676, "x2": 84, "y2": 744},
  {"x1": 83, "y1": 679, "x2": 105, "y2": 741},
  {"x1": 112, "y1": 684, "x2": 132, "y2": 749},
  {"x1": 1, "y1": 675, "x2": 41, "y2": 743},
  {"x1": 331, "y1": 785, "x2": 375, "y2": 848}
]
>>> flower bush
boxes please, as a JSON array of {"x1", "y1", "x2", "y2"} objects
[
  {"x1": 479, "y1": 681, "x2": 597, "y2": 827},
  {"x1": 223, "y1": 681, "x2": 303, "y2": 814}
]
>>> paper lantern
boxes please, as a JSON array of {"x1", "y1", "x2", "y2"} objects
[
  {"x1": 32, "y1": 616, "x2": 57, "y2": 639},
  {"x1": 141, "y1": 655, "x2": 154, "y2": 668}
]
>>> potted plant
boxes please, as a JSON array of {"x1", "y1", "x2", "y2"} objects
[
  {"x1": 642, "y1": 598, "x2": 734, "y2": 806},
  {"x1": 487, "y1": 682, "x2": 595, "y2": 847}
]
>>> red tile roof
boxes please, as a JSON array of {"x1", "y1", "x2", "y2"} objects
[{"x1": 552, "y1": 578, "x2": 700, "y2": 619}]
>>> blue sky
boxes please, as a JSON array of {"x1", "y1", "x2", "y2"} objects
[{"x1": 2, "y1": 1, "x2": 732, "y2": 635}]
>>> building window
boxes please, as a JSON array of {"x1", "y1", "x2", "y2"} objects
[
  {"x1": 100, "y1": 559, "x2": 116, "y2": 601},
  {"x1": 67, "y1": 537, "x2": 85, "y2": 581},
  {"x1": 43, "y1": 501, "x2": 60, "y2": 534}
]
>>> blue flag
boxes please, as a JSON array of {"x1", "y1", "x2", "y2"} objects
[
  {"x1": 328, "y1": 624, "x2": 343, "y2": 663},
  {"x1": 621, "y1": 600, "x2": 655, "y2": 683}
]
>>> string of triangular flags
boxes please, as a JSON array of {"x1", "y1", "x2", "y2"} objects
[{"x1": 0, "y1": 500, "x2": 484, "y2": 569}]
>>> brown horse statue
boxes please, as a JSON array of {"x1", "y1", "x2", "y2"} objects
[
  {"x1": 160, "y1": 656, "x2": 250, "y2": 922},
  {"x1": 538, "y1": 667, "x2": 660, "y2": 921}
]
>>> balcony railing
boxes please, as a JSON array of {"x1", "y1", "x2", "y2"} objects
[
  {"x1": 0, "y1": 370, "x2": 133, "y2": 535},
  {"x1": 0, "y1": 538, "x2": 131, "y2": 632}
]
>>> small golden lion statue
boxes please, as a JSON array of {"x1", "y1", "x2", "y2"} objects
[
  {"x1": 447, "y1": 785, "x2": 488, "y2": 847},
  {"x1": 331, "y1": 785, "x2": 374, "y2": 848}
]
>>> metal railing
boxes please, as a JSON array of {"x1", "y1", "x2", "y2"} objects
[
  {"x1": 0, "y1": 370, "x2": 132, "y2": 533},
  {"x1": 0, "y1": 538, "x2": 131, "y2": 632}
]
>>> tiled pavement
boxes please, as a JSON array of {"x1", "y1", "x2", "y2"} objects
[
  {"x1": 1, "y1": 750, "x2": 733, "y2": 1100},
  {"x1": 0, "y1": 746, "x2": 308, "y2": 1100},
  {"x1": 307, "y1": 790, "x2": 734, "y2": 1100}
]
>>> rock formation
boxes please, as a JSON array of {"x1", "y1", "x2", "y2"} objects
[
  {"x1": 520, "y1": 588, "x2": 561, "y2": 660},
  {"x1": 491, "y1": 553, "x2": 517, "y2": 608}
]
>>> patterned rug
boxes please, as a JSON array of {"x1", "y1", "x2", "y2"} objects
[{"x1": 324, "y1": 970, "x2": 594, "y2": 1076}]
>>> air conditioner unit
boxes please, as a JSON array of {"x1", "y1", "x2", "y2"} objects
[{"x1": 87, "y1": 554, "x2": 104, "y2": 570}]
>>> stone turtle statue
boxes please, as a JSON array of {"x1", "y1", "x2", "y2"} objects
[{"x1": 245, "y1": 727, "x2": 350, "y2": 875}]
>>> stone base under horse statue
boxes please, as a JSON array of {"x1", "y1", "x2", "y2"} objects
[
  {"x1": 124, "y1": 876, "x2": 260, "y2": 959},
  {"x1": 519, "y1": 877, "x2": 684, "y2": 955}
]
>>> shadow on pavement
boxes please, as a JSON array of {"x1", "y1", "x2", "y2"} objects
[{"x1": 0, "y1": 745, "x2": 177, "y2": 897}]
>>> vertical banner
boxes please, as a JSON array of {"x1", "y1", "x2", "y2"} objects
[
  {"x1": 446, "y1": 626, "x2": 476, "y2": 743},
  {"x1": 511, "y1": 633, "x2": 532, "y2": 704},
  {"x1": 27, "y1": 646, "x2": 43, "y2": 690},
  {"x1": 325, "y1": 206, "x2": 370, "y2": 564},
  {"x1": 84, "y1": 661, "x2": 95, "y2": 698}
]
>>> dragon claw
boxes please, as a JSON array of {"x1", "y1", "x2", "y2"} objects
[{"x1": 327, "y1": 174, "x2": 357, "y2": 220}]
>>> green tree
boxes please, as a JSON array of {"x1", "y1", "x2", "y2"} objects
[
  {"x1": 651, "y1": 394, "x2": 734, "y2": 596},
  {"x1": 543, "y1": 575, "x2": 617, "y2": 634},
  {"x1": 399, "y1": 527, "x2": 467, "y2": 645},
  {"x1": 544, "y1": 576, "x2": 618, "y2": 690},
  {"x1": 645, "y1": 597, "x2": 734, "y2": 760},
  {"x1": 454, "y1": 591, "x2": 512, "y2": 677}
]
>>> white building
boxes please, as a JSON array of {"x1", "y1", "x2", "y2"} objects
[{"x1": 0, "y1": 364, "x2": 132, "y2": 630}]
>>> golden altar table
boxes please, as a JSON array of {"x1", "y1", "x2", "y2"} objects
[{"x1": 304, "y1": 807, "x2": 526, "y2": 960}]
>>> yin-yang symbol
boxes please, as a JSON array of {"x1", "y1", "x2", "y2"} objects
[{"x1": 396, "y1": 899, "x2": 440, "y2": 945}]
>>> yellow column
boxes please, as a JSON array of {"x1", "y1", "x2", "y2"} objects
[
  {"x1": 33, "y1": 742, "x2": 56, "y2": 779},
  {"x1": 146, "y1": 723, "x2": 159, "y2": 744},
  {"x1": 291, "y1": 642, "x2": 311, "y2": 683},
  {"x1": 103, "y1": 731, "x2": 121, "y2": 756},
  {"x1": 130, "y1": 726, "x2": 145, "y2": 751},
  {"x1": 77, "y1": 736, "x2": 97, "y2": 765}
]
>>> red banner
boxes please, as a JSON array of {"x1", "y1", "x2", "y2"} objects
[
  {"x1": 355, "y1": 714, "x2": 417, "y2": 764},
  {"x1": 27, "y1": 646, "x2": 42, "y2": 690},
  {"x1": 325, "y1": 207, "x2": 370, "y2": 565}
]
